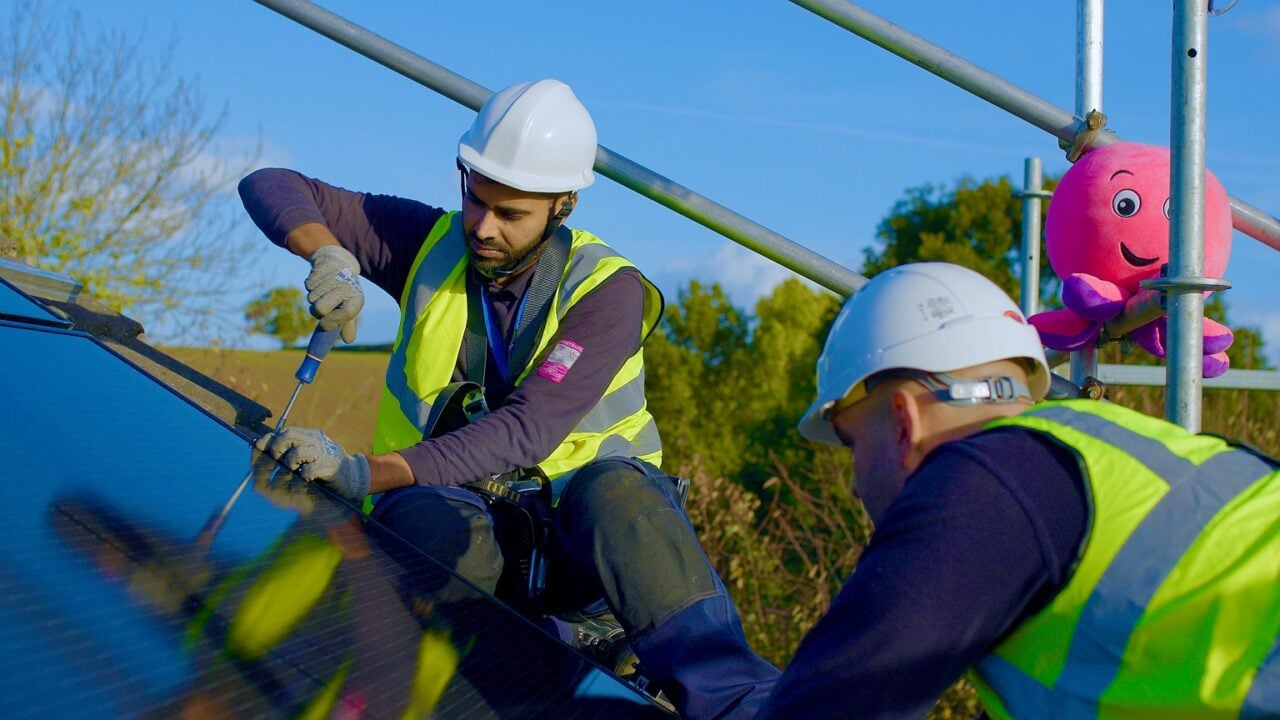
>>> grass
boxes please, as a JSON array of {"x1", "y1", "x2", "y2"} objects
[{"x1": 164, "y1": 346, "x2": 389, "y2": 454}]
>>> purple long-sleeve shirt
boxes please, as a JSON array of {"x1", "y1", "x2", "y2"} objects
[{"x1": 238, "y1": 168, "x2": 652, "y2": 487}]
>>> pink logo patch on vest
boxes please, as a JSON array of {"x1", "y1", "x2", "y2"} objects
[{"x1": 537, "y1": 339, "x2": 584, "y2": 383}]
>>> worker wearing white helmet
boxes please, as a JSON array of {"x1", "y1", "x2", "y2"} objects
[
  {"x1": 240, "y1": 79, "x2": 780, "y2": 718},
  {"x1": 759, "y1": 262, "x2": 1280, "y2": 719}
]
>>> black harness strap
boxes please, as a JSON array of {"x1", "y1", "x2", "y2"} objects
[
  {"x1": 456, "y1": 229, "x2": 572, "y2": 612},
  {"x1": 463, "y1": 272, "x2": 488, "y2": 387},
  {"x1": 507, "y1": 226, "x2": 572, "y2": 379},
  {"x1": 422, "y1": 381, "x2": 488, "y2": 440}
]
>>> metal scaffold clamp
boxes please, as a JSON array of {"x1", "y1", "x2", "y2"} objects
[
  {"x1": 1079, "y1": 375, "x2": 1107, "y2": 401},
  {"x1": 1061, "y1": 109, "x2": 1109, "y2": 163},
  {"x1": 1208, "y1": 0, "x2": 1239, "y2": 17}
]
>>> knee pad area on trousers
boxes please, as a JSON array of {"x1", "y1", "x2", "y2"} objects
[
  {"x1": 555, "y1": 459, "x2": 719, "y2": 635},
  {"x1": 557, "y1": 459, "x2": 678, "y2": 526},
  {"x1": 371, "y1": 487, "x2": 504, "y2": 597}
]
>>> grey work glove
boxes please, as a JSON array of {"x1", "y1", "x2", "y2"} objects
[
  {"x1": 254, "y1": 427, "x2": 371, "y2": 503},
  {"x1": 249, "y1": 443, "x2": 321, "y2": 515},
  {"x1": 306, "y1": 245, "x2": 364, "y2": 343}
]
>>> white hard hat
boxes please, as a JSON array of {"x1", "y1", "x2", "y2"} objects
[
  {"x1": 458, "y1": 79, "x2": 597, "y2": 193},
  {"x1": 798, "y1": 262, "x2": 1050, "y2": 445}
]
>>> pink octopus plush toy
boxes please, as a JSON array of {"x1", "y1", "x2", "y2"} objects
[{"x1": 1029, "y1": 141, "x2": 1234, "y2": 377}]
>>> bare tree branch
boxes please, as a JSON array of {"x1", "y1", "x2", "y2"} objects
[{"x1": 0, "y1": 0, "x2": 263, "y2": 341}]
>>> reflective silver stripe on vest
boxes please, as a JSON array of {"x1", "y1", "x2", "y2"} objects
[
  {"x1": 574, "y1": 368, "x2": 648, "y2": 434},
  {"x1": 559, "y1": 242, "x2": 618, "y2": 311},
  {"x1": 1025, "y1": 405, "x2": 1197, "y2": 482},
  {"x1": 978, "y1": 654, "x2": 1096, "y2": 719},
  {"x1": 1243, "y1": 636, "x2": 1280, "y2": 720},
  {"x1": 554, "y1": 242, "x2": 651, "y2": 436},
  {"x1": 980, "y1": 405, "x2": 1278, "y2": 714},
  {"x1": 591, "y1": 421, "x2": 661, "y2": 465},
  {"x1": 386, "y1": 221, "x2": 464, "y2": 432},
  {"x1": 547, "y1": 422, "x2": 662, "y2": 504}
]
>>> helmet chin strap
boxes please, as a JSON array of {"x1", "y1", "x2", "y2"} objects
[
  {"x1": 890, "y1": 369, "x2": 1032, "y2": 406},
  {"x1": 475, "y1": 193, "x2": 576, "y2": 280}
]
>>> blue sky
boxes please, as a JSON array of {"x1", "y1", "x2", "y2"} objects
[{"x1": 13, "y1": 1, "x2": 1280, "y2": 361}]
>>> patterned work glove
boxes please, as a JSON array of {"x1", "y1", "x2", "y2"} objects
[
  {"x1": 254, "y1": 427, "x2": 371, "y2": 503},
  {"x1": 306, "y1": 246, "x2": 364, "y2": 343}
]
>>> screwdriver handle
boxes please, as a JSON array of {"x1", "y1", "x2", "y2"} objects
[{"x1": 295, "y1": 326, "x2": 341, "y2": 384}]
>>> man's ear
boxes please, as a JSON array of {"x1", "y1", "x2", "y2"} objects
[{"x1": 890, "y1": 388, "x2": 926, "y2": 471}]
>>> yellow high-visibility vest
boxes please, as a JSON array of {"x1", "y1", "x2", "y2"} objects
[
  {"x1": 373, "y1": 212, "x2": 663, "y2": 482},
  {"x1": 971, "y1": 399, "x2": 1280, "y2": 719}
]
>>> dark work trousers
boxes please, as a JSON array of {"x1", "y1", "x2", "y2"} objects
[{"x1": 370, "y1": 457, "x2": 780, "y2": 720}]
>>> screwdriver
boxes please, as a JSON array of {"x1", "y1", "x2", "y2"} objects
[
  {"x1": 274, "y1": 325, "x2": 342, "y2": 429},
  {"x1": 195, "y1": 325, "x2": 342, "y2": 548}
]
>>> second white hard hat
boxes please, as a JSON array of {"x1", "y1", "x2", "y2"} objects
[
  {"x1": 457, "y1": 79, "x2": 597, "y2": 194},
  {"x1": 797, "y1": 262, "x2": 1050, "y2": 445}
]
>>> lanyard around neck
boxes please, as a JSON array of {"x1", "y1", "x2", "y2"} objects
[{"x1": 481, "y1": 288, "x2": 528, "y2": 383}]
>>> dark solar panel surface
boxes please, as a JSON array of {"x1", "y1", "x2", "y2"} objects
[
  {"x1": 0, "y1": 321, "x2": 671, "y2": 719},
  {"x1": 0, "y1": 277, "x2": 68, "y2": 326}
]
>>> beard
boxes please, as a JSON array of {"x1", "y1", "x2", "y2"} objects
[{"x1": 468, "y1": 232, "x2": 546, "y2": 279}]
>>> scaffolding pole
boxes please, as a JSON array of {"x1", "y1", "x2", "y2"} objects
[
  {"x1": 1163, "y1": 1, "x2": 1212, "y2": 431},
  {"x1": 1075, "y1": 0, "x2": 1105, "y2": 119},
  {"x1": 1016, "y1": 158, "x2": 1047, "y2": 319},
  {"x1": 250, "y1": 0, "x2": 866, "y2": 298},
  {"x1": 1070, "y1": 0, "x2": 1103, "y2": 387}
]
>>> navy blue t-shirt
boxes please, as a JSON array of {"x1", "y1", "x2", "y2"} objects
[{"x1": 757, "y1": 425, "x2": 1089, "y2": 720}]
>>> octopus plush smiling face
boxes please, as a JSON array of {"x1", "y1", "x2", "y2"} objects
[
  {"x1": 1046, "y1": 141, "x2": 1232, "y2": 294},
  {"x1": 1031, "y1": 141, "x2": 1235, "y2": 377}
]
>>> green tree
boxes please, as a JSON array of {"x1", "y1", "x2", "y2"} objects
[
  {"x1": 1207, "y1": 295, "x2": 1271, "y2": 371},
  {"x1": 644, "y1": 280, "x2": 752, "y2": 481},
  {"x1": 245, "y1": 287, "x2": 311, "y2": 348},
  {"x1": 0, "y1": 0, "x2": 260, "y2": 337},
  {"x1": 737, "y1": 278, "x2": 842, "y2": 493},
  {"x1": 863, "y1": 175, "x2": 1059, "y2": 308},
  {"x1": 644, "y1": 277, "x2": 842, "y2": 491}
]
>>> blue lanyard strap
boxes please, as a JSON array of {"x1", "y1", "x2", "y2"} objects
[{"x1": 481, "y1": 288, "x2": 528, "y2": 383}]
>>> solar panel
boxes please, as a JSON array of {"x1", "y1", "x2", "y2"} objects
[
  {"x1": 0, "y1": 323, "x2": 671, "y2": 718},
  {"x1": 0, "y1": 276, "x2": 71, "y2": 327}
]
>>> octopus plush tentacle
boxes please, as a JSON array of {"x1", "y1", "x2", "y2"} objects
[
  {"x1": 1129, "y1": 317, "x2": 1233, "y2": 378},
  {"x1": 1028, "y1": 308, "x2": 1101, "y2": 352},
  {"x1": 1062, "y1": 273, "x2": 1129, "y2": 322}
]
